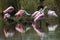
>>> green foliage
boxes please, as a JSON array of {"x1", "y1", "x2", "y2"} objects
[
  {"x1": 54, "y1": 0, "x2": 60, "y2": 31},
  {"x1": 44, "y1": 0, "x2": 55, "y2": 10},
  {"x1": 20, "y1": 0, "x2": 40, "y2": 13}
]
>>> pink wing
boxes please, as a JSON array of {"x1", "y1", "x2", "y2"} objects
[
  {"x1": 15, "y1": 24, "x2": 25, "y2": 33},
  {"x1": 3, "y1": 6, "x2": 14, "y2": 13},
  {"x1": 15, "y1": 10, "x2": 25, "y2": 17}
]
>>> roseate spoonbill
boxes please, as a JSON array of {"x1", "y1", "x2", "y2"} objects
[
  {"x1": 48, "y1": 10, "x2": 58, "y2": 17},
  {"x1": 32, "y1": 10, "x2": 44, "y2": 22},
  {"x1": 15, "y1": 24, "x2": 25, "y2": 33},
  {"x1": 4, "y1": 28, "x2": 14, "y2": 38},
  {"x1": 32, "y1": 23, "x2": 45, "y2": 37},
  {"x1": 34, "y1": 12, "x2": 44, "y2": 22},
  {"x1": 32, "y1": 6, "x2": 47, "y2": 22},
  {"x1": 3, "y1": 13, "x2": 10, "y2": 21},
  {"x1": 3, "y1": 6, "x2": 14, "y2": 14},
  {"x1": 15, "y1": 9, "x2": 30, "y2": 17},
  {"x1": 48, "y1": 24, "x2": 58, "y2": 32},
  {"x1": 32, "y1": 6, "x2": 47, "y2": 17},
  {"x1": 3, "y1": 13, "x2": 15, "y2": 22}
]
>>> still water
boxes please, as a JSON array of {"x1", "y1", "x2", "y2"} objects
[{"x1": 0, "y1": 28, "x2": 60, "y2": 40}]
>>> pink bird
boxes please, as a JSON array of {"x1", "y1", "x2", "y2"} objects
[
  {"x1": 3, "y1": 13, "x2": 10, "y2": 21},
  {"x1": 32, "y1": 6, "x2": 47, "y2": 18},
  {"x1": 32, "y1": 23, "x2": 45, "y2": 37},
  {"x1": 32, "y1": 10, "x2": 45, "y2": 22},
  {"x1": 15, "y1": 10, "x2": 25, "y2": 17},
  {"x1": 15, "y1": 24, "x2": 25, "y2": 33},
  {"x1": 15, "y1": 9, "x2": 30, "y2": 17},
  {"x1": 34, "y1": 12, "x2": 44, "y2": 22},
  {"x1": 4, "y1": 28, "x2": 14, "y2": 38},
  {"x1": 3, "y1": 6, "x2": 14, "y2": 14}
]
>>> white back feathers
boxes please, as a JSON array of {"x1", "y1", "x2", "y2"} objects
[{"x1": 48, "y1": 10, "x2": 58, "y2": 17}]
